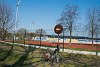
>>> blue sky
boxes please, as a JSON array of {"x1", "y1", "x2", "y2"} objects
[{"x1": 0, "y1": 0, "x2": 100, "y2": 34}]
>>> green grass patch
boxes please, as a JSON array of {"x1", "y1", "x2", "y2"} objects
[
  {"x1": 4, "y1": 53, "x2": 22, "y2": 64},
  {"x1": 0, "y1": 50, "x2": 8, "y2": 59},
  {"x1": 0, "y1": 43, "x2": 100, "y2": 67}
]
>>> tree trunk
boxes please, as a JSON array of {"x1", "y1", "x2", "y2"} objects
[
  {"x1": 92, "y1": 22, "x2": 94, "y2": 46},
  {"x1": 92, "y1": 32, "x2": 93, "y2": 45},
  {"x1": 63, "y1": 30, "x2": 64, "y2": 51},
  {"x1": 69, "y1": 31, "x2": 72, "y2": 45},
  {"x1": 2, "y1": 23, "x2": 5, "y2": 41}
]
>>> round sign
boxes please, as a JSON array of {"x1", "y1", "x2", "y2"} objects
[{"x1": 54, "y1": 24, "x2": 63, "y2": 34}]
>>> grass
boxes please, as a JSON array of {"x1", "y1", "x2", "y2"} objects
[{"x1": 0, "y1": 43, "x2": 100, "y2": 67}]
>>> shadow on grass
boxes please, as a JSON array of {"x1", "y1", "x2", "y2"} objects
[
  {"x1": 22, "y1": 59, "x2": 45, "y2": 67},
  {"x1": 10, "y1": 46, "x2": 36, "y2": 67},
  {"x1": 0, "y1": 44, "x2": 13, "y2": 61}
]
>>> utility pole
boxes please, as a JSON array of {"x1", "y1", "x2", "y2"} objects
[
  {"x1": 14, "y1": 0, "x2": 21, "y2": 40},
  {"x1": 32, "y1": 21, "x2": 34, "y2": 32}
]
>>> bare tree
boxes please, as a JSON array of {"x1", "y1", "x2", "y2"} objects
[
  {"x1": 35, "y1": 29, "x2": 47, "y2": 36},
  {"x1": 0, "y1": 3, "x2": 14, "y2": 40},
  {"x1": 86, "y1": 7, "x2": 100, "y2": 45},
  {"x1": 17, "y1": 28, "x2": 28, "y2": 40},
  {"x1": 57, "y1": 5, "x2": 79, "y2": 45},
  {"x1": 35, "y1": 29, "x2": 47, "y2": 47}
]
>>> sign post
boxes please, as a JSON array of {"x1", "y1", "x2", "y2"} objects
[
  {"x1": 54, "y1": 24, "x2": 63, "y2": 65},
  {"x1": 54, "y1": 24, "x2": 63, "y2": 45}
]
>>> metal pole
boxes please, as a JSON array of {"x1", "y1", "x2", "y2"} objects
[
  {"x1": 12, "y1": 31, "x2": 15, "y2": 47},
  {"x1": 63, "y1": 30, "x2": 64, "y2": 51},
  {"x1": 40, "y1": 29, "x2": 42, "y2": 48},
  {"x1": 58, "y1": 34, "x2": 59, "y2": 43},
  {"x1": 32, "y1": 21, "x2": 34, "y2": 32},
  {"x1": 14, "y1": 0, "x2": 21, "y2": 40},
  {"x1": 24, "y1": 30, "x2": 26, "y2": 45},
  {"x1": 96, "y1": 35, "x2": 98, "y2": 56},
  {"x1": 57, "y1": 34, "x2": 59, "y2": 66}
]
